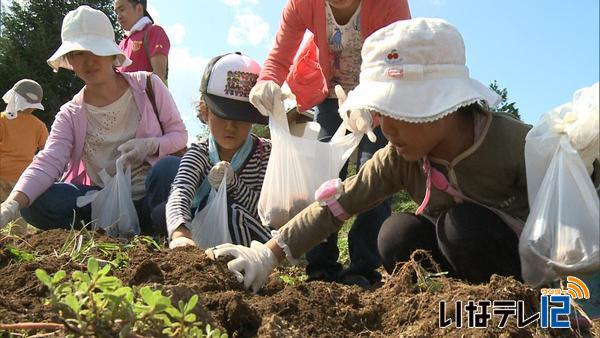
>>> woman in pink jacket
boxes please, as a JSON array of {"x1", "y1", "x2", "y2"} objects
[
  {"x1": 249, "y1": 0, "x2": 411, "y2": 288},
  {"x1": 0, "y1": 6, "x2": 187, "y2": 234}
]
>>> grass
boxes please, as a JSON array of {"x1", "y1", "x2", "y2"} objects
[{"x1": 335, "y1": 164, "x2": 418, "y2": 267}]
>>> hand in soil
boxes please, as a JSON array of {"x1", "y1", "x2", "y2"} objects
[{"x1": 206, "y1": 240, "x2": 278, "y2": 293}]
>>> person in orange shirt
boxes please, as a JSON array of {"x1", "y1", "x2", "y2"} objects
[{"x1": 0, "y1": 79, "x2": 48, "y2": 234}]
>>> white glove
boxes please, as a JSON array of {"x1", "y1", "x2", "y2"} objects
[
  {"x1": 249, "y1": 80, "x2": 282, "y2": 117},
  {"x1": 206, "y1": 241, "x2": 278, "y2": 293},
  {"x1": 117, "y1": 138, "x2": 160, "y2": 168},
  {"x1": 335, "y1": 85, "x2": 377, "y2": 143},
  {"x1": 169, "y1": 236, "x2": 196, "y2": 249},
  {"x1": 1, "y1": 199, "x2": 20, "y2": 228},
  {"x1": 208, "y1": 161, "x2": 234, "y2": 190}
]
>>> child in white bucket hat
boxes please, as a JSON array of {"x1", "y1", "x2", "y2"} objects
[
  {"x1": 203, "y1": 18, "x2": 551, "y2": 293},
  {"x1": 0, "y1": 6, "x2": 187, "y2": 234},
  {"x1": 1, "y1": 79, "x2": 48, "y2": 235}
]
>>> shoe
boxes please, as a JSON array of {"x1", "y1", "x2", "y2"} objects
[
  {"x1": 306, "y1": 270, "x2": 339, "y2": 283},
  {"x1": 339, "y1": 274, "x2": 372, "y2": 290}
]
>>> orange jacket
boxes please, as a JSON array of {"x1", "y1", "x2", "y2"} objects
[{"x1": 258, "y1": 0, "x2": 411, "y2": 110}]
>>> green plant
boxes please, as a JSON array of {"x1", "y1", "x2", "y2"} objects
[
  {"x1": 5, "y1": 245, "x2": 35, "y2": 263},
  {"x1": 35, "y1": 257, "x2": 227, "y2": 337},
  {"x1": 279, "y1": 274, "x2": 307, "y2": 286}
]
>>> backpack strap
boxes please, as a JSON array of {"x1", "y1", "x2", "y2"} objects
[
  {"x1": 143, "y1": 28, "x2": 169, "y2": 81},
  {"x1": 145, "y1": 73, "x2": 164, "y2": 135},
  {"x1": 418, "y1": 157, "x2": 524, "y2": 235}
]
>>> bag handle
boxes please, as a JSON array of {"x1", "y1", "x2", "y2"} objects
[{"x1": 145, "y1": 74, "x2": 164, "y2": 135}]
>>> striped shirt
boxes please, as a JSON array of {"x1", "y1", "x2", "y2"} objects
[{"x1": 166, "y1": 135, "x2": 272, "y2": 246}]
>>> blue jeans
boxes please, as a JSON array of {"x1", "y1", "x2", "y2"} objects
[
  {"x1": 306, "y1": 98, "x2": 392, "y2": 283},
  {"x1": 21, "y1": 156, "x2": 180, "y2": 236}
]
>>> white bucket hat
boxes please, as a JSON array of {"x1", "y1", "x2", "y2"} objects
[
  {"x1": 339, "y1": 18, "x2": 500, "y2": 123},
  {"x1": 2, "y1": 79, "x2": 44, "y2": 119},
  {"x1": 47, "y1": 5, "x2": 132, "y2": 71}
]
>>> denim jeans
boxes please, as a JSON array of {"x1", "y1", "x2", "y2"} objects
[
  {"x1": 306, "y1": 98, "x2": 392, "y2": 283},
  {"x1": 21, "y1": 156, "x2": 180, "y2": 236}
]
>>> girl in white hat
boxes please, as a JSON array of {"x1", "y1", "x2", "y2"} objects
[
  {"x1": 204, "y1": 18, "x2": 596, "y2": 293},
  {"x1": 0, "y1": 6, "x2": 187, "y2": 233}
]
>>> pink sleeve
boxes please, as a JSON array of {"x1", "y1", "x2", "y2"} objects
[
  {"x1": 149, "y1": 74, "x2": 187, "y2": 157},
  {"x1": 14, "y1": 107, "x2": 74, "y2": 203},
  {"x1": 258, "y1": 0, "x2": 307, "y2": 85},
  {"x1": 147, "y1": 25, "x2": 170, "y2": 57}
]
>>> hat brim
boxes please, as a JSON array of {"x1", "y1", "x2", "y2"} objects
[
  {"x1": 47, "y1": 36, "x2": 132, "y2": 71},
  {"x1": 339, "y1": 77, "x2": 501, "y2": 123},
  {"x1": 204, "y1": 93, "x2": 269, "y2": 125}
]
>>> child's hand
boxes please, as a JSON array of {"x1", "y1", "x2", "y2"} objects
[
  {"x1": 169, "y1": 236, "x2": 196, "y2": 249},
  {"x1": 208, "y1": 161, "x2": 234, "y2": 189},
  {"x1": 205, "y1": 241, "x2": 278, "y2": 293},
  {"x1": 335, "y1": 85, "x2": 377, "y2": 143}
]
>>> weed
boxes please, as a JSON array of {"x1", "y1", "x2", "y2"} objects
[
  {"x1": 5, "y1": 245, "x2": 35, "y2": 263},
  {"x1": 279, "y1": 274, "x2": 307, "y2": 286},
  {"x1": 36, "y1": 257, "x2": 227, "y2": 337}
]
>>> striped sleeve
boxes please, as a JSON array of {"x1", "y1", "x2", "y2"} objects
[
  {"x1": 228, "y1": 137, "x2": 271, "y2": 219},
  {"x1": 165, "y1": 141, "x2": 211, "y2": 238}
]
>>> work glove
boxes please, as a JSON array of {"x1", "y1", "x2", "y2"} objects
[
  {"x1": 206, "y1": 241, "x2": 278, "y2": 293},
  {"x1": 249, "y1": 80, "x2": 282, "y2": 117},
  {"x1": 207, "y1": 161, "x2": 234, "y2": 190},
  {"x1": 117, "y1": 137, "x2": 160, "y2": 168},
  {"x1": 335, "y1": 85, "x2": 377, "y2": 143},
  {"x1": 169, "y1": 236, "x2": 196, "y2": 249},
  {"x1": 0, "y1": 199, "x2": 20, "y2": 228}
]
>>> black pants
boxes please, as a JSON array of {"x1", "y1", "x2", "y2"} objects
[
  {"x1": 377, "y1": 203, "x2": 522, "y2": 284},
  {"x1": 306, "y1": 99, "x2": 391, "y2": 283}
]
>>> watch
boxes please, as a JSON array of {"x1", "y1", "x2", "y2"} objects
[{"x1": 314, "y1": 178, "x2": 350, "y2": 221}]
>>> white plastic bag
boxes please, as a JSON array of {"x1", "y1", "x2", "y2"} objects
[
  {"x1": 520, "y1": 82, "x2": 600, "y2": 286},
  {"x1": 190, "y1": 172, "x2": 232, "y2": 249},
  {"x1": 258, "y1": 98, "x2": 362, "y2": 228},
  {"x1": 76, "y1": 159, "x2": 140, "y2": 238}
]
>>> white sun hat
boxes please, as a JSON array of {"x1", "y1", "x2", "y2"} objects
[
  {"x1": 47, "y1": 5, "x2": 132, "y2": 71},
  {"x1": 339, "y1": 18, "x2": 500, "y2": 123},
  {"x1": 2, "y1": 79, "x2": 45, "y2": 119}
]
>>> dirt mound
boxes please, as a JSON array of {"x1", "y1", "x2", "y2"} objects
[{"x1": 0, "y1": 230, "x2": 596, "y2": 337}]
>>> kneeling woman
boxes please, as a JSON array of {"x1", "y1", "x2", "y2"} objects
[{"x1": 0, "y1": 6, "x2": 187, "y2": 233}]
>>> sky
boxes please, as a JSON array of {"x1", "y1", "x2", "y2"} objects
[
  {"x1": 145, "y1": 0, "x2": 599, "y2": 141},
  {"x1": 2, "y1": 0, "x2": 596, "y2": 298}
]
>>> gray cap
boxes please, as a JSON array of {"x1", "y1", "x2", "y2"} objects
[{"x1": 12, "y1": 79, "x2": 43, "y2": 104}]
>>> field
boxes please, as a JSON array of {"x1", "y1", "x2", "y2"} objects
[{"x1": 1, "y1": 228, "x2": 597, "y2": 337}]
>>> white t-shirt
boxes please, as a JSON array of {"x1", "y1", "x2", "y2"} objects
[
  {"x1": 325, "y1": 1, "x2": 363, "y2": 97},
  {"x1": 83, "y1": 89, "x2": 150, "y2": 200}
]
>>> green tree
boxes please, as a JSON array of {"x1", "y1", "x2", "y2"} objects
[
  {"x1": 489, "y1": 80, "x2": 521, "y2": 120},
  {"x1": 0, "y1": 0, "x2": 121, "y2": 129}
]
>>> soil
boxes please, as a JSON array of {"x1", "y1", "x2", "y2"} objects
[{"x1": 0, "y1": 230, "x2": 597, "y2": 337}]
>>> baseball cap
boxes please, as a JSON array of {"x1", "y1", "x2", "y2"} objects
[{"x1": 200, "y1": 52, "x2": 268, "y2": 125}]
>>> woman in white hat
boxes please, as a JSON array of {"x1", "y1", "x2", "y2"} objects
[
  {"x1": 0, "y1": 6, "x2": 187, "y2": 233},
  {"x1": 204, "y1": 18, "x2": 558, "y2": 293}
]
